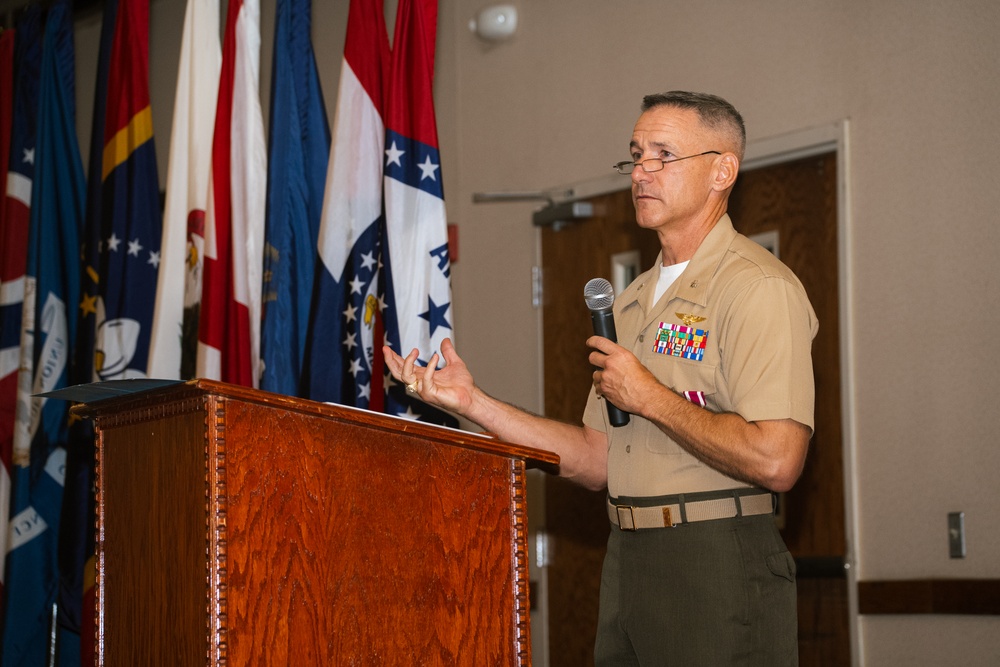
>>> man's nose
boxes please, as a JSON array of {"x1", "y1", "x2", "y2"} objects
[{"x1": 632, "y1": 161, "x2": 652, "y2": 184}]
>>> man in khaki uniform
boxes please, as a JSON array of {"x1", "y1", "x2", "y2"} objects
[{"x1": 385, "y1": 91, "x2": 817, "y2": 665}]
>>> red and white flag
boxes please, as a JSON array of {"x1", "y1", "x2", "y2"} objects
[
  {"x1": 148, "y1": 0, "x2": 221, "y2": 379},
  {"x1": 197, "y1": 0, "x2": 266, "y2": 386}
]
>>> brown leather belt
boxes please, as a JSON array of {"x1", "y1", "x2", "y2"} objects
[{"x1": 607, "y1": 490, "x2": 774, "y2": 530}]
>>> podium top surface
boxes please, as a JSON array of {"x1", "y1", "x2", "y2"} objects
[{"x1": 59, "y1": 378, "x2": 560, "y2": 469}]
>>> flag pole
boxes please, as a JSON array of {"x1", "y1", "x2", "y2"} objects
[{"x1": 48, "y1": 602, "x2": 57, "y2": 667}]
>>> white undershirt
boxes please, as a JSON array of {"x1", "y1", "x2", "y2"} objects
[{"x1": 653, "y1": 261, "x2": 689, "y2": 304}]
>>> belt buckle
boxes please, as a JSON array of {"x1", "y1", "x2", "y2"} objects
[{"x1": 616, "y1": 505, "x2": 637, "y2": 531}]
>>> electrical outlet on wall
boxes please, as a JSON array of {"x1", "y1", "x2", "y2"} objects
[{"x1": 948, "y1": 511, "x2": 966, "y2": 558}]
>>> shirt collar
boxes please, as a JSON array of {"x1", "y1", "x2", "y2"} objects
[{"x1": 618, "y1": 214, "x2": 737, "y2": 313}]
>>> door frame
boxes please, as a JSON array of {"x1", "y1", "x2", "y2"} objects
[
  {"x1": 744, "y1": 121, "x2": 860, "y2": 667},
  {"x1": 531, "y1": 120, "x2": 862, "y2": 667}
]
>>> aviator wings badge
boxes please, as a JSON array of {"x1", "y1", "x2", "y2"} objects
[{"x1": 676, "y1": 312, "x2": 707, "y2": 327}]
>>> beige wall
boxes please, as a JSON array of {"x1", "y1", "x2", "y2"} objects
[
  {"x1": 10, "y1": 0, "x2": 993, "y2": 663},
  {"x1": 438, "y1": 4, "x2": 1000, "y2": 664}
]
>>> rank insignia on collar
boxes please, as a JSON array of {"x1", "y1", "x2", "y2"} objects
[{"x1": 676, "y1": 312, "x2": 706, "y2": 327}]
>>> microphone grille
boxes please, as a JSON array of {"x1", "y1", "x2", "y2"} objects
[{"x1": 584, "y1": 278, "x2": 615, "y2": 311}]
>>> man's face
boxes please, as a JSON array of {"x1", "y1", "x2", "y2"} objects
[{"x1": 628, "y1": 106, "x2": 720, "y2": 231}]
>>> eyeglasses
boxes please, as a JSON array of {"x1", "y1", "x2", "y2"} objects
[{"x1": 612, "y1": 151, "x2": 721, "y2": 175}]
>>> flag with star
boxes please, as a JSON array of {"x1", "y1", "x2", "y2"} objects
[
  {"x1": 260, "y1": 0, "x2": 329, "y2": 396},
  {"x1": 302, "y1": 0, "x2": 389, "y2": 406},
  {"x1": 148, "y1": 0, "x2": 221, "y2": 380},
  {"x1": 0, "y1": 4, "x2": 42, "y2": 619},
  {"x1": 2, "y1": 2, "x2": 84, "y2": 663},
  {"x1": 92, "y1": 0, "x2": 162, "y2": 383},
  {"x1": 197, "y1": 0, "x2": 267, "y2": 387},
  {"x1": 381, "y1": 0, "x2": 457, "y2": 424}
]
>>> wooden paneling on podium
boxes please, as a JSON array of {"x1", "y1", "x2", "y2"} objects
[{"x1": 75, "y1": 379, "x2": 558, "y2": 666}]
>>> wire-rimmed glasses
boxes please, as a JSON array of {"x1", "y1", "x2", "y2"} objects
[{"x1": 613, "y1": 150, "x2": 721, "y2": 175}]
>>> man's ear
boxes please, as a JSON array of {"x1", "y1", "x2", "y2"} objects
[{"x1": 713, "y1": 153, "x2": 740, "y2": 192}]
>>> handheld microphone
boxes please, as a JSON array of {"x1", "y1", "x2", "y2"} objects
[{"x1": 583, "y1": 278, "x2": 630, "y2": 427}]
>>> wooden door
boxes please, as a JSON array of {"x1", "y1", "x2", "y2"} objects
[
  {"x1": 728, "y1": 152, "x2": 848, "y2": 665},
  {"x1": 539, "y1": 152, "x2": 847, "y2": 666},
  {"x1": 539, "y1": 190, "x2": 659, "y2": 667}
]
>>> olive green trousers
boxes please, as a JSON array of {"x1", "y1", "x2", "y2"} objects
[{"x1": 594, "y1": 512, "x2": 798, "y2": 666}]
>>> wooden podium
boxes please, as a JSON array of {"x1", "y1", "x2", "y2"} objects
[{"x1": 76, "y1": 379, "x2": 558, "y2": 666}]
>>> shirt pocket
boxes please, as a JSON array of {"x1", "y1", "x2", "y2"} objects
[{"x1": 641, "y1": 353, "x2": 719, "y2": 455}]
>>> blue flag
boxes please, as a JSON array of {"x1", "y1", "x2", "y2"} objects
[
  {"x1": 260, "y1": 0, "x2": 330, "y2": 396},
  {"x1": 93, "y1": 0, "x2": 161, "y2": 383},
  {"x1": 1, "y1": 2, "x2": 85, "y2": 664}
]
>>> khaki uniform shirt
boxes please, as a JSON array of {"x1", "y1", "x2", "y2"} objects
[{"x1": 583, "y1": 215, "x2": 818, "y2": 498}]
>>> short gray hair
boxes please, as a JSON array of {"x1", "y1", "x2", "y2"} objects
[{"x1": 641, "y1": 91, "x2": 746, "y2": 159}]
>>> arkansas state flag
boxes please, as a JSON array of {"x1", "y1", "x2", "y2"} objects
[
  {"x1": 148, "y1": 0, "x2": 220, "y2": 380},
  {"x1": 381, "y1": 0, "x2": 456, "y2": 425},
  {"x1": 302, "y1": 0, "x2": 388, "y2": 405},
  {"x1": 260, "y1": 0, "x2": 329, "y2": 396},
  {"x1": 198, "y1": 0, "x2": 267, "y2": 387},
  {"x1": 0, "y1": 5, "x2": 42, "y2": 607},
  {"x1": 2, "y1": 2, "x2": 84, "y2": 663}
]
